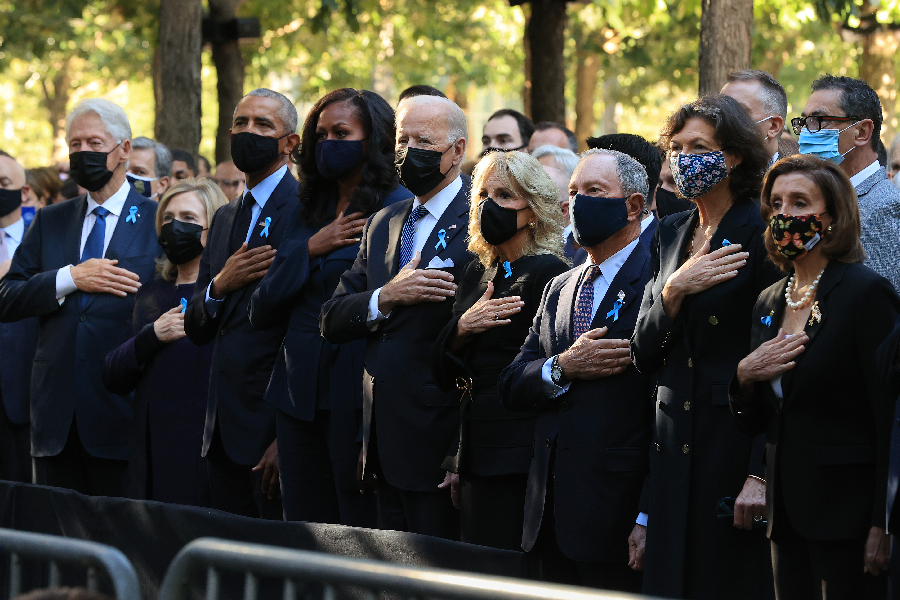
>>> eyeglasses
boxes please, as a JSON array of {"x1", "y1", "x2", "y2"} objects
[{"x1": 790, "y1": 115, "x2": 859, "y2": 136}]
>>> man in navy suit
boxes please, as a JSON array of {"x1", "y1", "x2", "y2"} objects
[
  {"x1": 320, "y1": 95, "x2": 471, "y2": 539},
  {"x1": 498, "y1": 149, "x2": 654, "y2": 592},
  {"x1": 184, "y1": 88, "x2": 300, "y2": 519},
  {"x1": 0, "y1": 153, "x2": 38, "y2": 482},
  {"x1": 0, "y1": 99, "x2": 160, "y2": 495}
]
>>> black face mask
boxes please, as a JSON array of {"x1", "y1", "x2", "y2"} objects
[
  {"x1": 231, "y1": 132, "x2": 288, "y2": 174},
  {"x1": 158, "y1": 219, "x2": 205, "y2": 265},
  {"x1": 0, "y1": 188, "x2": 22, "y2": 218},
  {"x1": 654, "y1": 186, "x2": 693, "y2": 219},
  {"x1": 315, "y1": 139, "x2": 366, "y2": 181},
  {"x1": 395, "y1": 146, "x2": 451, "y2": 197},
  {"x1": 478, "y1": 198, "x2": 529, "y2": 246},
  {"x1": 69, "y1": 142, "x2": 121, "y2": 192},
  {"x1": 571, "y1": 193, "x2": 629, "y2": 247}
]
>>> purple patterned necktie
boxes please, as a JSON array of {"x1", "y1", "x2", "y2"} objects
[{"x1": 572, "y1": 265, "x2": 602, "y2": 339}]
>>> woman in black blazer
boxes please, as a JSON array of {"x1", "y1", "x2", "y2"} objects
[
  {"x1": 431, "y1": 150, "x2": 568, "y2": 550},
  {"x1": 630, "y1": 95, "x2": 782, "y2": 600},
  {"x1": 731, "y1": 155, "x2": 900, "y2": 599},
  {"x1": 249, "y1": 88, "x2": 407, "y2": 525}
]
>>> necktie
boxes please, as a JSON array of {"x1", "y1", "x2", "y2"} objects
[
  {"x1": 572, "y1": 265, "x2": 602, "y2": 339},
  {"x1": 399, "y1": 205, "x2": 429, "y2": 268},
  {"x1": 0, "y1": 232, "x2": 8, "y2": 262},
  {"x1": 81, "y1": 206, "x2": 110, "y2": 306},
  {"x1": 231, "y1": 192, "x2": 255, "y2": 253}
]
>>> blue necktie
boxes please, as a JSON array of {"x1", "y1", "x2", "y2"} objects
[
  {"x1": 572, "y1": 265, "x2": 601, "y2": 339},
  {"x1": 81, "y1": 206, "x2": 110, "y2": 306},
  {"x1": 399, "y1": 205, "x2": 428, "y2": 268}
]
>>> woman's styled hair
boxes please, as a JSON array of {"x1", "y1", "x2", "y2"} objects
[
  {"x1": 155, "y1": 178, "x2": 228, "y2": 281},
  {"x1": 292, "y1": 88, "x2": 399, "y2": 227},
  {"x1": 467, "y1": 151, "x2": 565, "y2": 268},
  {"x1": 660, "y1": 94, "x2": 770, "y2": 203},
  {"x1": 760, "y1": 154, "x2": 866, "y2": 271}
]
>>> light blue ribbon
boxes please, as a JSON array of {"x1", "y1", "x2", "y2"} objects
[
  {"x1": 722, "y1": 239, "x2": 731, "y2": 246},
  {"x1": 125, "y1": 206, "x2": 138, "y2": 223},
  {"x1": 503, "y1": 261, "x2": 512, "y2": 279},
  {"x1": 761, "y1": 315, "x2": 772, "y2": 327},
  {"x1": 180, "y1": 298, "x2": 188, "y2": 313},
  {"x1": 435, "y1": 229, "x2": 447, "y2": 250},
  {"x1": 606, "y1": 299, "x2": 623, "y2": 322},
  {"x1": 260, "y1": 216, "x2": 271, "y2": 238}
]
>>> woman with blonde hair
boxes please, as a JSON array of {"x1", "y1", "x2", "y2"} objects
[
  {"x1": 431, "y1": 150, "x2": 568, "y2": 549},
  {"x1": 102, "y1": 179, "x2": 228, "y2": 506}
]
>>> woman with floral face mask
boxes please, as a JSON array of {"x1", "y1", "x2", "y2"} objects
[
  {"x1": 630, "y1": 94, "x2": 782, "y2": 600},
  {"x1": 730, "y1": 155, "x2": 900, "y2": 598}
]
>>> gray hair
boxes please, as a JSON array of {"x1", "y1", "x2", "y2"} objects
[
  {"x1": 65, "y1": 98, "x2": 132, "y2": 144},
  {"x1": 131, "y1": 136, "x2": 173, "y2": 178},
  {"x1": 397, "y1": 95, "x2": 468, "y2": 144},
  {"x1": 726, "y1": 69, "x2": 788, "y2": 120},
  {"x1": 579, "y1": 148, "x2": 649, "y2": 199},
  {"x1": 531, "y1": 144, "x2": 580, "y2": 180},
  {"x1": 235, "y1": 88, "x2": 299, "y2": 134}
]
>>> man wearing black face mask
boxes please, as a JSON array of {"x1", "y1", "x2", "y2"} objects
[
  {"x1": 321, "y1": 95, "x2": 472, "y2": 539},
  {"x1": 498, "y1": 149, "x2": 654, "y2": 592},
  {"x1": 0, "y1": 153, "x2": 38, "y2": 483},
  {"x1": 184, "y1": 88, "x2": 300, "y2": 520},
  {"x1": 0, "y1": 98, "x2": 161, "y2": 496}
]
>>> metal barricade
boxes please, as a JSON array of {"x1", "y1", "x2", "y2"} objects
[
  {"x1": 158, "y1": 537, "x2": 657, "y2": 600},
  {"x1": 0, "y1": 528, "x2": 140, "y2": 599}
]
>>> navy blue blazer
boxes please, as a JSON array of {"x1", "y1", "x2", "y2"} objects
[
  {"x1": 184, "y1": 169, "x2": 299, "y2": 466},
  {"x1": 0, "y1": 189, "x2": 160, "y2": 460},
  {"x1": 572, "y1": 215, "x2": 657, "y2": 267},
  {"x1": 249, "y1": 185, "x2": 408, "y2": 421},
  {"x1": 320, "y1": 177, "x2": 473, "y2": 493},
  {"x1": 498, "y1": 242, "x2": 654, "y2": 563}
]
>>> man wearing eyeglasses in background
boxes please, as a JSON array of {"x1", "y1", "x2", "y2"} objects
[
  {"x1": 795, "y1": 75, "x2": 900, "y2": 291},
  {"x1": 213, "y1": 160, "x2": 246, "y2": 202}
]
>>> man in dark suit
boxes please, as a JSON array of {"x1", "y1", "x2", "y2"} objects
[
  {"x1": 0, "y1": 98, "x2": 159, "y2": 495},
  {"x1": 320, "y1": 95, "x2": 471, "y2": 539},
  {"x1": 184, "y1": 88, "x2": 299, "y2": 519},
  {"x1": 498, "y1": 149, "x2": 654, "y2": 593},
  {"x1": 0, "y1": 153, "x2": 38, "y2": 482}
]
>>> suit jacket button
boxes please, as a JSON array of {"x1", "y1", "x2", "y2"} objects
[
  {"x1": 220, "y1": 328, "x2": 226, "y2": 336},
  {"x1": 381, "y1": 334, "x2": 389, "y2": 342},
  {"x1": 654, "y1": 443, "x2": 661, "y2": 452},
  {"x1": 79, "y1": 315, "x2": 86, "y2": 322},
  {"x1": 682, "y1": 444, "x2": 690, "y2": 454},
  {"x1": 662, "y1": 358, "x2": 667, "y2": 366},
  {"x1": 687, "y1": 358, "x2": 693, "y2": 368},
  {"x1": 684, "y1": 401, "x2": 691, "y2": 411},
  {"x1": 709, "y1": 316, "x2": 719, "y2": 326},
  {"x1": 546, "y1": 439, "x2": 552, "y2": 448}
]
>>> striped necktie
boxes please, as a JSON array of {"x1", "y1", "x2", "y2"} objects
[
  {"x1": 572, "y1": 265, "x2": 602, "y2": 339},
  {"x1": 399, "y1": 205, "x2": 429, "y2": 268}
]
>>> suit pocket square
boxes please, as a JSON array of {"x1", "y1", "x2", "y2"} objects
[{"x1": 426, "y1": 257, "x2": 454, "y2": 269}]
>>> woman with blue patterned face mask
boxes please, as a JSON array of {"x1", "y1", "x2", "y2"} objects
[{"x1": 630, "y1": 94, "x2": 783, "y2": 600}]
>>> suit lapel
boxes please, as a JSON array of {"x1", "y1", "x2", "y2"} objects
[
  {"x1": 590, "y1": 243, "x2": 649, "y2": 333},
  {"x1": 418, "y1": 182, "x2": 470, "y2": 268},
  {"x1": 660, "y1": 209, "x2": 697, "y2": 285},
  {"x1": 556, "y1": 268, "x2": 582, "y2": 351},
  {"x1": 65, "y1": 196, "x2": 88, "y2": 268},
  {"x1": 385, "y1": 200, "x2": 413, "y2": 277}
]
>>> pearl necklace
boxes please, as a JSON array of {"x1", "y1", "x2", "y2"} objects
[{"x1": 784, "y1": 268, "x2": 826, "y2": 310}]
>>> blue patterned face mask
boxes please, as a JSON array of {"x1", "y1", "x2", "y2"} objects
[
  {"x1": 670, "y1": 151, "x2": 729, "y2": 200},
  {"x1": 798, "y1": 122, "x2": 858, "y2": 165}
]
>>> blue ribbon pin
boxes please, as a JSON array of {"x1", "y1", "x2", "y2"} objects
[
  {"x1": 722, "y1": 239, "x2": 731, "y2": 246},
  {"x1": 125, "y1": 206, "x2": 138, "y2": 223},
  {"x1": 435, "y1": 229, "x2": 447, "y2": 250},
  {"x1": 761, "y1": 315, "x2": 772, "y2": 327},
  {"x1": 180, "y1": 298, "x2": 188, "y2": 313},
  {"x1": 502, "y1": 261, "x2": 512, "y2": 279},
  {"x1": 606, "y1": 299, "x2": 624, "y2": 322},
  {"x1": 260, "y1": 217, "x2": 271, "y2": 238}
]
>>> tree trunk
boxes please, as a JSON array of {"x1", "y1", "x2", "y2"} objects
[
  {"x1": 698, "y1": 0, "x2": 753, "y2": 96},
  {"x1": 208, "y1": 0, "x2": 246, "y2": 164},
  {"x1": 574, "y1": 50, "x2": 598, "y2": 152},
  {"x1": 39, "y1": 66, "x2": 71, "y2": 160},
  {"x1": 857, "y1": 0, "x2": 898, "y2": 145},
  {"x1": 600, "y1": 78, "x2": 618, "y2": 135},
  {"x1": 156, "y1": 0, "x2": 202, "y2": 156},
  {"x1": 445, "y1": 76, "x2": 469, "y2": 112},
  {"x1": 522, "y1": 5, "x2": 532, "y2": 119},
  {"x1": 527, "y1": 0, "x2": 567, "y2": 123}
]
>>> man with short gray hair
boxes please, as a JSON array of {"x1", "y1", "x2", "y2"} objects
[
  {"x1": 0, "y1": 98, "x2": 161, "y2": 495},
  {"x1": 499, "y1": 148, "x2": 653, "y2": 592},
  {"x1": 532, "y1": 145, "x2": 579, "y2": 181},
  {"x1": 722, "y1": 69, "x2": 789, "y2": 166},
  {"x1": 127, "y1": 136, "x2": 172, "y2": 200}
]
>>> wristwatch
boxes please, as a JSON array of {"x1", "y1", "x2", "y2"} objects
[{"x1": 550, "y1": 355, "x2": 565, "y2": 386}]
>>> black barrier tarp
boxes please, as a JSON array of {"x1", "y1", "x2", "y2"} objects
[{"x1": 0, "y1": 481, "x2": 526, "y2": 600}]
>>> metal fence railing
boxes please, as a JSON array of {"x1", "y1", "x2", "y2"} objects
[
  {"x1": 0, "y1": 528, "x2": 140, "y2": 599},
  {"x1": 158, "y1": 537, "x2": 658, "y2": 600}
]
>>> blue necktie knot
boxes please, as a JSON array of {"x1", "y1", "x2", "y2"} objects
[{"x1": 93, "y1": 206, "x2": 110, "y2": 220}]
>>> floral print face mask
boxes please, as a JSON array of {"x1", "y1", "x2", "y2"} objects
[
  {"x1": 769, "y1": 213, "x2": 824, "y2": 261},
  {"x1": 670, "y1": 150, "x2": 730, "y2": 200}
]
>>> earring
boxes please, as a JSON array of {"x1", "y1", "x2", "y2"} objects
[
  {"x1": 529, "y1": 222, "x2": 536, "y2": 228},
  {"x1": 826, "y1": 225, "x2": 833, "y2": 234}
]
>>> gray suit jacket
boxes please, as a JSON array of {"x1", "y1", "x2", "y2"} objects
[{"x1": 857, "y1": 167, "x2": 900, "y2": 291}]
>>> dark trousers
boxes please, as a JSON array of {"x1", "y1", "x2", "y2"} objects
[
  {"x1": 459, "y1": 471, "x2": 527, "y2": 551},
  {"x1": 277, "y1": 408, "x2": 375, "y2": 527},
  {"x1": 528, "y1": 469, "x2": 642, "y2": 593},
  {"x1": 0, "y1": 398, "x2": 30, "y2": 483},
  {"x1": 32, "y1": 420, "x2": 127, "y2": 497},
  {"x1": 376, "y1": 476, "x2": 459, "y2": 540},
  {"x1": 205, "y1": 424, "x2": 283, "y2": 520}
]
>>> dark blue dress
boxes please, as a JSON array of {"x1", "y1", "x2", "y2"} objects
[{"x1": 102, "y1": 278, "x2": 212, "y2": 507}]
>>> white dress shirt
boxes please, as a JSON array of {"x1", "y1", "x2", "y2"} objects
[
  {"x1": 204, "y1": 164, "x2": 288, "y2": 315},
  {"x1": 367, "y1": 176, "x2": 463, "y2": 325},
  {"x1": 850, "y1": 160, "x2": 881, "y2": 188},
  {"x1": 0, "y1": 217, "x2": 25, "y2": 259},
  {"x1": 55, "y1": 180, "x2": 131, "y2": 301}
]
